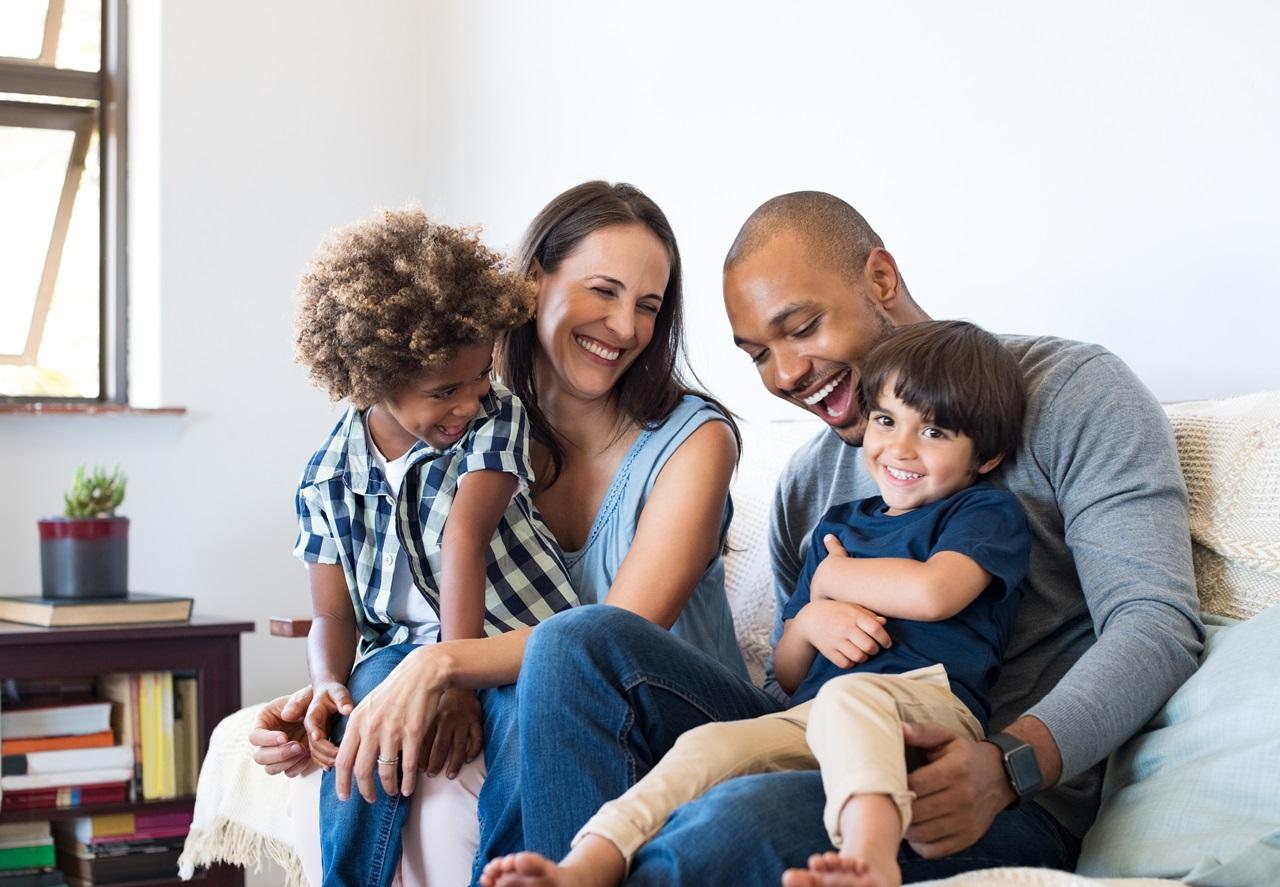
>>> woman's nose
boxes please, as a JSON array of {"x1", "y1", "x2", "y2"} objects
[{"x1": 603, "y1": 301, "x2": 636, "y2": 344}]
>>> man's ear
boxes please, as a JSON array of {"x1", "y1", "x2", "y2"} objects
[
  {"x1": 975, "y1": 453, "x2": 1005, "y2": 476},
  {"x1": 864, "y1": 248, "x2": 907, "y2": 315}
]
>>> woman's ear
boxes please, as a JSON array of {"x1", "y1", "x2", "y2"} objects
[{"x1": 529, "y1": 259, "x2": 544, "y2": 284}]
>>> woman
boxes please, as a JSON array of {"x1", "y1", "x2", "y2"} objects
[{"x1": 250, "y1": 181, "x2": 746, "y2": 885}]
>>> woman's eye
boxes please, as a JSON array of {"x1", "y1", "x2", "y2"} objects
[
  {"x1": 591, "y1": 286, "x2": 615, "y2": 298},
  {"x1": 639, "y1": 301, "x2": 661, "y2": 315}
]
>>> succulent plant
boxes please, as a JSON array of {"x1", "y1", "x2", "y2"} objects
[{"x1": 63, "y1": 465, "x2": 127, "y2": 519}]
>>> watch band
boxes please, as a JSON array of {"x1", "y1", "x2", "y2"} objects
[{"x1": 982, "y1": 731, "x2": 1044, "y2": 808}]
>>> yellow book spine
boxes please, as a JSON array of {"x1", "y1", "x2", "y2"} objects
[
  {"x1": 159, "y1": 672, "x2": 176, "y2": 799},
  {"x1": 139, "y1": 673, "x2": 158, "y2": 800}
]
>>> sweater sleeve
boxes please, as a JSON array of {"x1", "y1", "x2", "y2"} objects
[
  {"x1": 764, "y1": 463, "x2": 808, "y2": 703},
  {"x1": 1025, "y1": 353, "x2": 1205, "y2": 781}
]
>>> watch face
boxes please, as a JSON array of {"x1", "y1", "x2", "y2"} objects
[{"x1": 1006, "y1": 745, "x2": 1042, "y2": 793}]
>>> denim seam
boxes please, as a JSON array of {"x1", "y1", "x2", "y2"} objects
[{"x1": 364, "y1": 791, "x2": 403, "y2": 887}]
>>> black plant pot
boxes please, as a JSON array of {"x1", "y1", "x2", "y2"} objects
[{"x1": 38, "y1": 517, "x2": 129, "y2": 600}]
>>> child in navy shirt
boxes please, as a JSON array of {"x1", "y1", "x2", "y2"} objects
[
  {"x1": 292, "y1": 209, "x2": 577, "y2": 887},
  {"x1": 481, "y1": 320, "x2": 1028, "y2": 887}
]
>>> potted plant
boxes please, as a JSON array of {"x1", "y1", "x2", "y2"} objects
[{"x1": 38, "y1": 466, "x2": 129, "y2": 600}]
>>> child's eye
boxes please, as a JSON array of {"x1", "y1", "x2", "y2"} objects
[
  {"x1": 872, "y1": 414, "x2": 892, "y2": 426},
  {"x1": 922, "y1": 427, "x2": 947, "y2": 439},
  {"x1": 431, "y1": 388, "x2": 456, "y2": 401}
]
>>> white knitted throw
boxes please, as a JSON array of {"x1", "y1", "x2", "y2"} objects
[{"x1": 1165, "y1": 391, "x2": 1280, "y2": 619}]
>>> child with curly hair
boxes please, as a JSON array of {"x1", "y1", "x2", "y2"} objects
[{"x1": 291, "y1": 208, "x2": 578, "y2": 887}]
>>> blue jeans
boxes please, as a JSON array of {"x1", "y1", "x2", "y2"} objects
[
  {"x1": 627, "y1": 771, "x2": 1080, "y2": 884},
  {"x1": 319, "y1": 642, "x2": 416, "y2": 887},
  {"x1": 471, "y1": 606, "x2": 782, "y2": 882},
  {"x1": 475, "y1": 605, "x2": 1081, "y2": 886}
]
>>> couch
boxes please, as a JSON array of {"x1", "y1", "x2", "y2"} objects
[{"x1": 178, "y1": 391, "x2": 1280, "y2": 887}]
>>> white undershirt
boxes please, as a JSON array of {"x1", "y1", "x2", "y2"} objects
[{"x1": 366, "y1": 420, "x2": 441, "y2": 643}]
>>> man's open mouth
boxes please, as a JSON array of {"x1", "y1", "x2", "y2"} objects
[{"x1": 801, "y1": 368, "x2": 853, "y2": 420}]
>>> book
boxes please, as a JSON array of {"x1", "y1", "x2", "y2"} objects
[
  {"x1": 0, "y1": 595, "x2": 192, "y2": 629},
  {"x1": 95, "y1": 676, "x2": 140, "y2": 799},
  {"x1": 171, "y1": 676, "x2": 199, "y2": 796},
  {"x1": 56, "y1": 846, "x2": 181, "y2": 884},
  {"x1": 2, "y1": 746, "x2": 133, "y2": 777},
  {"x1": 0, "y1": 783, "x2": 127, "y2": 812},
  {"x1": 0, "y1": 701, "x2": 112, "y2": 740},
  {"x1": 53, "y1": 810, "x2": 191, "y2": 846},
  {"x1": 0, "y1": 844, "x2": 55, "y2": 871},
  {"x1": 0, "y1": 732, "x2": 113, "y2": 757},
  {"x1": 1, "y1": 769, "x2": 134, "y2": 792},
  {"x1": 0, "y1": 822, "x2": 52, "y2": 847},
  {"x1": 0, "y1": 871, "x2": 65, "y2": 887}
]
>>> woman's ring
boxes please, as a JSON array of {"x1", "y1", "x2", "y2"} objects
[{"x1": 376, "y1": 756, "x2": 399, "y2": 766}]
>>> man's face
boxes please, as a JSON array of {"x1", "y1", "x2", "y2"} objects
[{"x1": 725, "y1": 232, "x2": 896, "y2": 445}]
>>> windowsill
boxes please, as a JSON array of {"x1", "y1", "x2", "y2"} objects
[{"x1": 0, "y1": 403, "x2": 186, "y2": 416}]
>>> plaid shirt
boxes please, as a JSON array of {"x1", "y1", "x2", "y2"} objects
[{"x1": 294, "y1": 383, "x2": 578, "y2": 661}]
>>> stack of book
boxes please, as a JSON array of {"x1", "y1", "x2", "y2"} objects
[
  {"x1": 1, "y1": 700, "x2": 132, "y2": 812},
  {"x1": 0, "y1": 823, "x2": 62, "y2": 887},
  {"x1": 97, "y1": 674, "x2": 199, "y2": 801},
  {"x1": 52, "y1": 812, "x2": 191, "y2": 886}
]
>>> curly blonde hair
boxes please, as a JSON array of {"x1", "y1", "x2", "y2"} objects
[{"x1": 295, "y1": 208, "x2": 535, "y2": 408}]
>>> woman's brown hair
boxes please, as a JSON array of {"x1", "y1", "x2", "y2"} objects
[{"x1": 496, "y1": 181, "x2": 739, "y2": 485}]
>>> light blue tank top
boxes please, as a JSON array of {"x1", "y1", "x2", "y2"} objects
[{"x1": 563, "y1": 395, "x2": 748, "y2": 680}]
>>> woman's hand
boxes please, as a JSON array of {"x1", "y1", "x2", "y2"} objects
[
  {"x1": 303, "y1": 681, "x2": 354, "y2": 770},
  {"x1": 421, "y1": 688, "x2": 484, "y2": 780},
  {"x1": 794, "y1": 599, "x2": 891, "y2": 668},
  {"x1": 248, "y1": 687, "x2": 314, "y2": 777},
  {"x1": 333, "y1": 645, "x2": 452, "y2": 803}
]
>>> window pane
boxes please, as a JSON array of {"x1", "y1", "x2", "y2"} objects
[
  {"x1": 38, "y1": 130, "x2": 100, "y2": 397},
  {"x1": 55, "y1": 0, "x2": 101, "y2": 73},
  {"x1": 0, "y1": 2, "x2": 49, "y2": 61},
  {"x1": 0, "y1": 124, "x2": 72, "y2": 355},
  {"x1": 0, "y1": 124, "x2": 99, "y2": 398}
]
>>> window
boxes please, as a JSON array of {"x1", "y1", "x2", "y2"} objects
[{"x1": 0, "y1": 0, "x2": 125, "y2": 402}]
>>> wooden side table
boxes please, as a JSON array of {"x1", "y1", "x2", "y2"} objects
[{"x1": 0, "y1": 616, "x2": 254, "y2": 887}]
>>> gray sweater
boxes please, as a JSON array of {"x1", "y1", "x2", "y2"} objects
[{"x1": 767, "y1": 335, "x2": 1205, "y2": 839}]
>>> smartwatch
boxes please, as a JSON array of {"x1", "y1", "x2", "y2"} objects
[{"x1": 982, "y1": 731, "x2": 1043, "y2": 807}]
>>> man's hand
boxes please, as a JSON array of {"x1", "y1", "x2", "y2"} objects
[
  {"x1": 248, "y1": 686, "x2": 315, "y2": 777},
  {"x1": 420, "y1": 687, "x2": 483, "y2": 780},
  {"x1": 902, "y1": 721, "x2": 1014, "y2": 858},
  {"x1": 795, "y1": 599, "x2": 891, "y2": 667},
  {"x1": 303, "y1": 681, "x2": 355, "y2": 770}
]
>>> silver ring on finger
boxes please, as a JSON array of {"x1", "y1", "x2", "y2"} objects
[{"x1": 376, "y1": 755, "x2": 399, "y2": 766}]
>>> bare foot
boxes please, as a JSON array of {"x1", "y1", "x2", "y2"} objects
[
  {"x1": 781, "y1": 851, "x2": 901, "y2": 887},
  {"x1": 479, "y1": 850, "x2": 606, "y2": 887}
]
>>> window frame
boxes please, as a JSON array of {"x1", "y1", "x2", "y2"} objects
[{"x1": 0, "y1": 0, "x2": 128, "y2": 405}]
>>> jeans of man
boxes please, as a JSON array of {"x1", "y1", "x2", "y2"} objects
[
  {"x1": 473, "y1": 605, "x2": 1081, "y2": 886},
  {"x1": 319, "y1": 642, "x2": 417, "y2": 887}
]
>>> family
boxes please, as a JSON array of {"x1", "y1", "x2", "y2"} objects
[{"x1": 248, "y1": 182, "x2": 1205, "y2": 887}]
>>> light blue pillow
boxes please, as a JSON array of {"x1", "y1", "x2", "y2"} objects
[{"x1": 1077, "y1": 606, "x2": 1280, "y2": 885}]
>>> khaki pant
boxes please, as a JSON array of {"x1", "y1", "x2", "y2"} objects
[{"x1": 574, "y1": 665, "x2": 983, "y2": 867}]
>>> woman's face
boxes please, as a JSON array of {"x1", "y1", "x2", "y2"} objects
[{"x1": 534, "y1": 223, "x2": 671, "y2": 403}]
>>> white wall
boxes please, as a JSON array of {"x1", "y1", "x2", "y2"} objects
[
  {"x1": 1, "y1": 2, "x2": 1278, "y2": 709},
  {"x1": 419, "y1": 0, "x2": 1280, "y2": 422}
]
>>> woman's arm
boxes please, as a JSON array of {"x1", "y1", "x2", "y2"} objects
[
  {"x1": 602, "y1": 420, "x2": 738, "y2": 626},
  {"x1": 439, "y1": 470, "x2": 518, "y2": 640}
]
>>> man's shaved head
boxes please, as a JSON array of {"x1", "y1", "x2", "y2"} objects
[{"x1": 724, "y1": 191, "x2": 886, "y2": 285}]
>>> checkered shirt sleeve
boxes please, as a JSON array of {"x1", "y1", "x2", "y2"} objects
[{"x1": 294, "y1": 477, "x2": 342, "y2": 564}]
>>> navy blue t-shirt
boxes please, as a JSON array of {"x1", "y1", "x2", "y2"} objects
[{"x1": 781, "y1": 482, "x2": 1030, "y2": 730}]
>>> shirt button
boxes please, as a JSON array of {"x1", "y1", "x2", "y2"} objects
[{"x1": 383, "y1": 553, "x2": 394, "y2": 567}]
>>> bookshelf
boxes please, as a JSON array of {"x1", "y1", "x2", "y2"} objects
[{"x1": 0, "y1": 617, "x2": 253, "y2": 887}]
